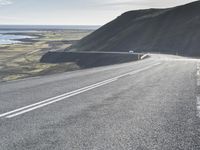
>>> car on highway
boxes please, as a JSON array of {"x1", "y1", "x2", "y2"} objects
[{"x1": 129, "y1": 50, "x2": 134, "y2": 54}]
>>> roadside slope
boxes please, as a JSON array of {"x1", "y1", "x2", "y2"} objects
[{"x1": 40, "y1": 52, "x2": 139, "y2": 68}]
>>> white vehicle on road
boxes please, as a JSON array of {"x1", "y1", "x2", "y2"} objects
[{"x1": 129, "y1": 50, "x2": 134, "y2": 54}]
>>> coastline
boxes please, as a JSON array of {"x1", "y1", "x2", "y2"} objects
[{"x1": 0, "y1": 28, "x2": 93, "y2": 82}]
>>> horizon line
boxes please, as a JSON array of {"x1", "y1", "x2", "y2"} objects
[{"x1": 0, "y1": 24, "x2": 102, "y2": 26}]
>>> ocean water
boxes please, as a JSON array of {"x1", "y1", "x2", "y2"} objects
[
  {"x1": 0, "y1": 25, "x2": 100, "y2": 45},
  {"x1": 0, "y1": 25, "x2": 100, "y2": 30},
  {"x1": 0, "y1": 33, "x2": 34, "y2": 45}
]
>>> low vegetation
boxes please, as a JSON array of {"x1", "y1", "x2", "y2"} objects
[{"x1": 0, "y1": 29, "x2": 92, "y2": 82}]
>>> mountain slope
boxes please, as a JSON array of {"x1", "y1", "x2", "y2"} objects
[{"x1": 69, "y1": 1, "x2": 200, "y2": 56}]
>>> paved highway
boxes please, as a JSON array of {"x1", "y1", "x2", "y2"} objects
[{"x1": 0, "y1": 54, "x2": 200, "y2": 149}]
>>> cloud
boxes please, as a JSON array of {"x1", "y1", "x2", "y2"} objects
[{"x1": 0, "y1": 0, "x2": 13, "y2": 6}]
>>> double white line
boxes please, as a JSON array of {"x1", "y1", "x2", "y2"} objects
[
  {"x1": 196, "y1": 63, "x2": 200, "y2": 118},
  {"x1": 0, "y1": 63, "x2": 160, "y2": 119}
]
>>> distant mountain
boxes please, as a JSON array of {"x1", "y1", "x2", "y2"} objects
[{"x1": 69, "y1": 1, "x2": 200, "y2": 57}]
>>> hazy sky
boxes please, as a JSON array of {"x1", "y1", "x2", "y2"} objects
[{"x1": 0, "y1": 0, "x2": 197, "y2": 25}]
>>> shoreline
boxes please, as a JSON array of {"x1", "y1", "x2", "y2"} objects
[
  {"x1": 0, "y1": 28, "x2": 94, "y2": 45},
  {"x1": 0, "y1": 29, "x2": 93, "y2": 82}
]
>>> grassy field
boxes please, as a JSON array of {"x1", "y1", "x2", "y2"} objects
[{"x1": 0, "y1": 29, "x2": 92, "y2": 82}]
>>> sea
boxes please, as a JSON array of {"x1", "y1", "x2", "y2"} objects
[{"x1": 0, "y1": 25, "x2": 100, "y2": 45}]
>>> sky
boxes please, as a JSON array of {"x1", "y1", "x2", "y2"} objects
[{"x1": 0, "y1": 0, "x2": 197, "y2": 25}]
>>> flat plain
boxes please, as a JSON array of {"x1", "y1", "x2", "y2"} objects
[{"x1": 0, "y1": 29, "x2": 92, "y2": 82}]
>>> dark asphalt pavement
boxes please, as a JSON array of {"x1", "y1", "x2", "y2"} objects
[{"x1": 0, "y1": 54, "x2": 200, "y2": 150}]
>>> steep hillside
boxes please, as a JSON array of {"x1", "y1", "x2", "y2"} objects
[{"x1": 69, "y1": 1, "x2": 200, "y2": 56}]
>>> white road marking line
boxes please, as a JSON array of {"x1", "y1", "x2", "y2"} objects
[
  {"x1": 1, "y1": 63, "x2": 161, "y2": 118},
  {"x1": 197, "y1": 79, "x2": 200, "y2": 87},
  {"x1": 197, "y1": 96, "x2": 200, "y2": 118},
  {"x1": 197, "y1": 63, "x2": 200, "y2": 68},
  {"x1": 197, "y1": 70, "x2": 200, "y2": 76},
  {"x1": 197, "y1": 63, "x2": 200, "y2": 86},
  {"x1": 0, "y1": 78, "x2": 117, "y2": 118},
  {"x1": 197, "y1": 97, "x2": 200, "y2": 105},
  {"x1": 6, "y1": 79, "x2": 117, "y2": 118},
  {"x1": 197, "y1": 63, "x2": 200, "y2": 118}
]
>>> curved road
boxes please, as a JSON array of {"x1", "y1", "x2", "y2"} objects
[{"x1": 0, "y1": 54, "x2": 200, "y2": 149}]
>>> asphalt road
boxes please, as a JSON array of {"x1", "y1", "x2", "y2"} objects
[{"x1": 0, "y1": 54, "x2": 200, "y2": 150}]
